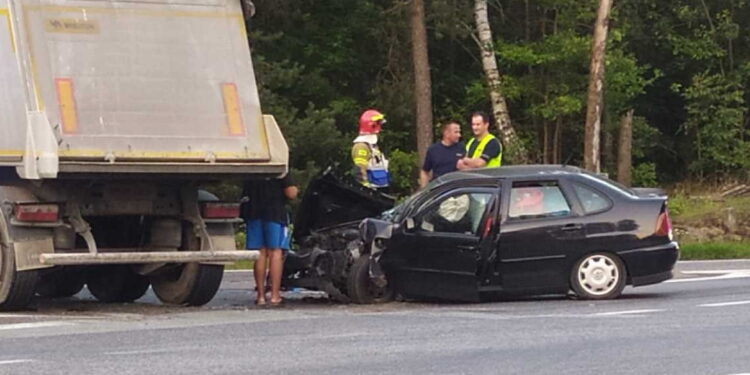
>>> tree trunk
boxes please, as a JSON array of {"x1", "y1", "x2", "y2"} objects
[
  {"x1": 603, "y1": 107, "x2": 615, "y2": 173},
  {"x1": 616, "y1": 109, "x2": 634, "y2": 186},
  {"x1": 411, "y1": 0, "x2": 433, "y2": 164},
  {"x1": 543, "y1": 122, "x2": 549, "y2": 164},
  {"x1": 474, "y1": 0, "x2": 528, "y2": 164},
  {"x1": 583, "y1": 0, "x2": 613, "y2": 173},
  {"x1": 554, "y1": 117, "x2": 561, "y2": 164}
]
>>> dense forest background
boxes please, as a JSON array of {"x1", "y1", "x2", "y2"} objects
[{"x1": 248, "y1": 0, "x2": 750, "y2": 196}]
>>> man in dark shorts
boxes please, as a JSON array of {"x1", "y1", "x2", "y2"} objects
[
  {"x1": 240, "y1": 174, "x2": 298, "y2": 306},
  {"x1": 419, "y1": 121, "x2": 465, "y2": 188}
]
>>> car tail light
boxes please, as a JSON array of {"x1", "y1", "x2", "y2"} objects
[
  {"x1": 14, "y1": 203, "x2": 60, "y2": 222},
  {"x1": 201, "y1": 202, "x2": 240, "y2": 219},
  {"x1": 655, "y1": 207, "x2": 673, "y2": 241}
]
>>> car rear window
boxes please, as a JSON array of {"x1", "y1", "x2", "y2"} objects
[
  {"x1": 573, "y1": 184, "x2": 612, "y2": 214},
  {"x1": 509, "y1": 181, "x2": 571, "y2": 220},
  {"x1": 581, "y1": 171, "x2": 635, "y2": 196}
]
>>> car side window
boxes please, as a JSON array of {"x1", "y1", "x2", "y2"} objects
[
  {"x1": 419, "y1": 192, "x2": 493, "y2": 235},
  {"x1": 508, "y1": 181, "x2": 571, "y2": 220},
  {"x1": 573, "y1": 184, "x2": 612, "y2": 214}
]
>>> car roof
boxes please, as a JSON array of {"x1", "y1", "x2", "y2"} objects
[{"x1": 433, "y1": 165, "x2": 586, "y2": 185}]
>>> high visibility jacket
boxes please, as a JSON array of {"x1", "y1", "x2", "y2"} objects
[
  {"x1": 352, "y1": 136, "x2": 390, "y2": 188},
  {"x1": 465, "y1": 134, "x2": 502, "y2": 168}
]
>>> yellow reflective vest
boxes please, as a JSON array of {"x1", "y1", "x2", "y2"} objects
[{"x1": 465, "y1": 134, "x2": 502, "y2": 168}]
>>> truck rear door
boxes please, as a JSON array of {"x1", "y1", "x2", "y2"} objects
[{"x1": 18, "y1": 0, "x2": 269, "y2": 162}]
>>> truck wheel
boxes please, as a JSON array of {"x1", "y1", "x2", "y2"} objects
[
  {"x1": 150, "y1": 263, "x2": 223, "y2": 306},
  {"x1": 87, "y1": 265, "x2": 150, "y2": 303},
  {"x1": 0, "y1": 243, "x2": 38, "y2": 311},
  {"x1": 347, "y1": 256, "x2": 393, "y2": 304},
  {"x1": 36, "y1": 268, "x2": 86, "y2": 298}
]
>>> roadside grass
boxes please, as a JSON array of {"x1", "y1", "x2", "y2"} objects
[
  {"x1": 680, "y1": 241, "x2": 750, "y2": 260},
  {"x1": 226, "y1": 259, "x2": 254, "y2": 270},
  {"x1": 669, "y1": 195, "x2": 750, "y2": 225},
  {"x1": 226, "y1": 231, "x2": 253, "y2": 270}
]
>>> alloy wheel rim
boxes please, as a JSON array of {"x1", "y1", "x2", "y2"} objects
[{"x1": 577, "y1": 255, "x2": 619, "y2": 296}]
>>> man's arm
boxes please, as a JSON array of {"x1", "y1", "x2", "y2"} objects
[
  {"x1": 352, "y1": 143, "x2": 372, "y2": 185},
  {"x1": 419, "y1": 148, "x2": 434, "y2": 188},
  {"x1": 458, "y1": 139, "x2": 500, "y2": 169},
  {"x1": 281, "y1": 174, "x2": 298, "y2": 200},
  {"x1": 458, "y1": 157, "x2": 487, "y2": 169},
  {"x1": 419, "y1": 170, "x2": 432, "y2": 188}
]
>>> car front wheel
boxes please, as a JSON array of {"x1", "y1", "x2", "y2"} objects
[
  {"x1": 347, "y1": 256, "x2": 394, "y2": 304},
  {"x1": 570, "y1": 253, "x2": 626, "y2": 300}
]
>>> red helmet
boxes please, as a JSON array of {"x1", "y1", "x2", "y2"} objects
[{"x1": 358, "y1": 109, "x2": 386, "y2": 135}]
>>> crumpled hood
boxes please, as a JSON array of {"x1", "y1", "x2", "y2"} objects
[{"x1": 293, "y1": 167, "x2": 395, "y2": 242}]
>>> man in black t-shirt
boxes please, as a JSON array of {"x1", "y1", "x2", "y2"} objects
[
  {"x1": 419, "y1": 121, "x2": 465, "y2": 188},
  {"x1": 240, "y1": 174, "x2": 298, "y2": 306}
]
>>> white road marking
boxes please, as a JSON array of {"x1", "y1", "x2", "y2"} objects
[
  {"x1": 590, "y1": 309, "x2": 664, "y2": 316},
  {"x1": 699, "y1": 300, "x2": 750, "y2": 308},
  {"x1": 105, "y1": 348, "x2": 184, "y2": 356},
  {"x1": 668, "y1": 270, "x2": 750, "y2": 283},
  {"x1": 0, "y1": 359, "x2": 34, "y2": 365},
  {"x1": 0, "y1": 313, "x2": 43, "y2": 318},
  {"x1": 0, "y1": 321, "x2": 72, "y2": 331}
]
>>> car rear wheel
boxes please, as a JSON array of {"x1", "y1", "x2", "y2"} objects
[
  {"x1": 347, "y1": 256, "x2": 393, "y2": 304},
  {"x1": 570, "y1": 253, "x2": 626, "y2": 300}
]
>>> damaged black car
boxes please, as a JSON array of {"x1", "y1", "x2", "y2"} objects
[{"x1": 283, "y1": 165, "x2": 679, "y2": 303}]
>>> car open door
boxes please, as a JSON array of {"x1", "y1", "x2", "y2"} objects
[{"x1": 382, "y1": 188, "x2": 497, "y2": 302}]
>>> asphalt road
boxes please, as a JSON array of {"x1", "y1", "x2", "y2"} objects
[{"x1": 1, "y1": 260, "x2": 749, "y2": 375}]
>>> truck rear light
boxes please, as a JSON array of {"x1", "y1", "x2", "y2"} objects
[
  {"x1": 14, "y1": 203, "x2": 60, "y2": 222},
  {"x1": 201, "y1": 202, "x2": 240, "y2": 219},
  {"x1": 655, "y1": 208, "x2": 673, "y2": 240}
]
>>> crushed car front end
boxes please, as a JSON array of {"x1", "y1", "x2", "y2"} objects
[{"x1": 282, "y1": 169, "x2": 394, "y2": 301}]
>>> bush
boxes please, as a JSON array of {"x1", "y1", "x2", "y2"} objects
[
  {"x1": 633, "y1": 162, "x2": 658, "y2": 187},
  {"x1": 388, "y1": 149, "x2": 419, "y2": 198}
]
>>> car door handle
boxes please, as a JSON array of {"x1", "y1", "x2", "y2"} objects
[
  {"x1": 457, "y1": 245, "x2": 476, "y2": 251},
  {"x1": 561, "y1": 224, "x2": 583, "y2": 232}
]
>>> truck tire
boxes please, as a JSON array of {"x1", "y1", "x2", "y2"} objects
[
  {"x1": 150, "y1": 263, "x2": 223, "y2": 306},
  {"x1": 0, "y1": 243, "x2": 38, "y2": 311},
  {"x1": 36, "y1": 267, "x2": 86, "y2": 298},
  {"x1": 347, "y1": 256, "x2": 393, "y2": 304},
  {"x1": 150, "y1": 218, "x2": 227, "y2": 306},
  {"x1": 87, "y1": 265, "x2": 150, "y2": 303}
]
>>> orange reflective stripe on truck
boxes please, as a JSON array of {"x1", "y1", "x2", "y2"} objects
[
  {"x1": 55, "y1": 78, "x2": 78, "y2": 134},
  {"x1": 221, "y1": 82, "x2": 245, "y2": 136}
]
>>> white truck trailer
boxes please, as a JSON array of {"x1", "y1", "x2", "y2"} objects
[{"x1": 0, "y1": 0, "x2": 287, "y2": 309}]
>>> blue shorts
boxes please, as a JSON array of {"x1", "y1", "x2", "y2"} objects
[{"x1": 245, "y1": 220, "x2": 290, "y2": 250}]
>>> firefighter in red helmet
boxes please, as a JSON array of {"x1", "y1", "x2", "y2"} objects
[{"x1": 352, "y1": 109, "x2": 390, "y2": 188}]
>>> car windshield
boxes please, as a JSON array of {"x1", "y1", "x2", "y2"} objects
[{"x1": 383, "y1": 184, "x2": 436, "y2": 222}]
